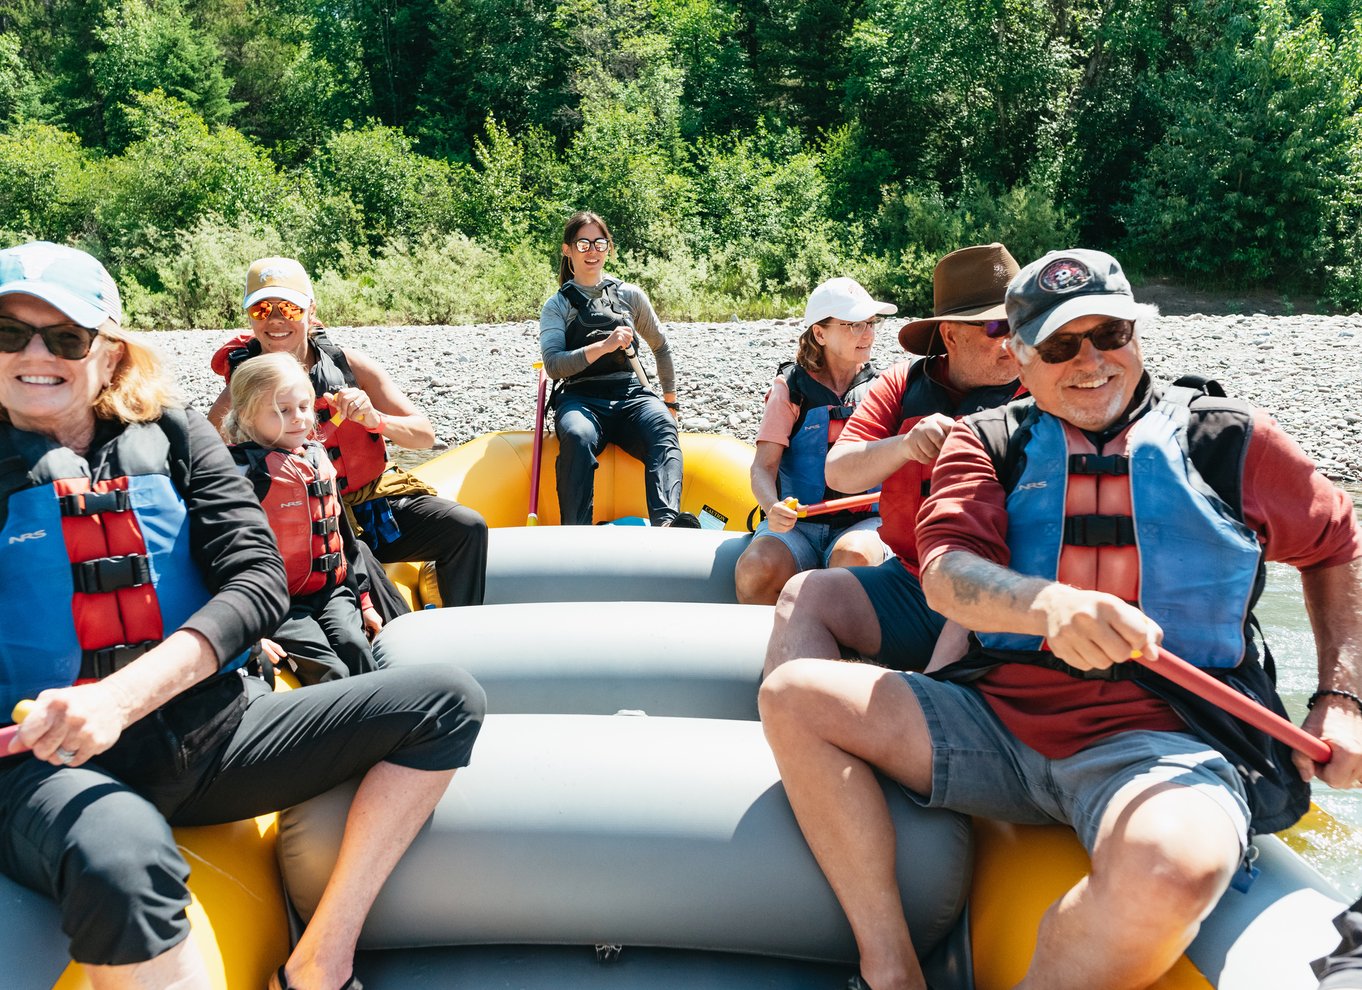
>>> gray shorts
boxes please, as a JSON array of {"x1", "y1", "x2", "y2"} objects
[
  {"x1": 751, "y1": 514, "x2": 887, "y2": 572},
  {"x1": 900, "y1": 673, "x2": 1250, "y2": 853}
]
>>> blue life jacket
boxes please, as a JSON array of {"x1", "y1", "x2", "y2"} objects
[
  {"x1": 776, "y1": 361, "x2": 880, "y2": 509},
  {"x1": 0, "y1": 413, "x2": 244, "y2": 721},
  {"x1": 978, "y1": 387, "x2": 1262, "y2": 667},
  {"x1": 947, "y1": 382, "x2": 1308, "y2": 833}
]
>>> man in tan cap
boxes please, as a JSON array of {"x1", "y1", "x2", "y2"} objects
[{"x1": 763, "y1": 243, "x2": 1023, "y2": 675}]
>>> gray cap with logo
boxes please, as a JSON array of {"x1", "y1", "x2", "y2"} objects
[{"x1": 1005, "y1": 249, "x2": 1138, "y2": 347}]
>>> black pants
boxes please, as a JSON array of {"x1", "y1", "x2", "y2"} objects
[
  {"x1": 0, "y1": 665, "x2": 484, "y2": 965},
  {"x1": 272, "y1": 582, "x2": 378, "y2": 685},
  {"x1": 370, "y1": 494, "x2": 488, "y2": 607}
]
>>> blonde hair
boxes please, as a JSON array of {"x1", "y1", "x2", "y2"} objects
[
  {"x1": 0, "y1": 322, "x2": 182, "y2": 426},
  {"x1": 222, "y1": 352, "x2": 314, "y2": 446}
]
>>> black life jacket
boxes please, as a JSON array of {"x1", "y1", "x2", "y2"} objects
[
  {"x1": 559, "y1": 278, "x2": 635, "y2": 383},
  {"x1": 776, "y1": 361, "x2": 880, "y2": 508}
]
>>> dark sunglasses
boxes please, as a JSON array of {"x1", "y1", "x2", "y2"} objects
[
  {"x1": 1033, "y1": 319, "x2": 1135, "y2": 364},
  {"x1": 247, "y1": 298, "x2": 305, "y2": 322},
  {"x1": 0, "y1": 317, "x2": 100, "y2": 360},
  {"x1": 572, "y1": 237, "x2": 611, "y2": 253},
  {"x1": 982, "y1": 319, "x2": 1010, "y2": 338}
]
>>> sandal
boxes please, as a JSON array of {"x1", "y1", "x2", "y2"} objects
[{"x1": 268, "y1": 964, "x2": 363, "y2": 990}]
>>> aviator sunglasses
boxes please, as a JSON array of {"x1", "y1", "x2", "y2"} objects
[
  {"x1": 246, "y1": 298, "x2": 306, "y2": 322},
  {"x1": 0, "y1": 316, "x2": 100, "y2": 360},
  {"x1": 1031, "y1": 319, "x2": 1135, "y2": 364}
]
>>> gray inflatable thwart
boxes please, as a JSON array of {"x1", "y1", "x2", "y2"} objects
[
  {"x1": 484, "y1": 527, "x2": 748, "y2": 604},
  {"x1": 374, "y1": 601, "x2": 773, "y2": 719},
  {"x1": 278, "y1": 714, "x2": 973, "y2": 962}
]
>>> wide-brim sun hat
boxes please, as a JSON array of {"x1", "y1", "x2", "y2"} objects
[
  {"x1": 0, "y1": 241, "x2": 123, "y2": 328},
  {"x1": 803, "y1": 277, "x2": 897, "y2": 328},
  {"x1": 1005, "y1": 249, "x2": 1139, "y2": 347},
  {"x1": 898, "y1": 243, "x2": 1019, "y2": 354},
  {"x1": 243, "y1": 257, "x2": 314, "y2": 311}
]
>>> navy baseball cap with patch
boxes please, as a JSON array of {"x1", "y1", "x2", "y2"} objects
[{"x1": 1005, "y1": 249, "x2": 1138, "y2": 347}]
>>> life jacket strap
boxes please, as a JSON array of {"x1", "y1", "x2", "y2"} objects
[
  {"x1": 1063, "y1": 514, "x2": 1136, "y2": 547},
  {"x1": 80, "y1": 640, "x2": 155, "y2": 680},
  {"x1": 1067, "y1": 453, "x2": 1130, "y2": 476},
  {"x1": 305, "y1": 478, "x2": 336, "y2": 498},
  {"x1": 71, "y1": 553, "x2": 153, "y2": 593},
  {"x1": 59, "y1": 488, "x2": 132, "y2": 516}
]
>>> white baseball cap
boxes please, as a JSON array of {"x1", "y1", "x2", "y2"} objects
[{"x1": 803, "y1": 277, "x2": 897, "y2": 328}]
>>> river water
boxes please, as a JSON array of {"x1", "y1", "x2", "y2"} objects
[{"x1": 1267, "y1": 487, "x2": 1362, "y2": 895}]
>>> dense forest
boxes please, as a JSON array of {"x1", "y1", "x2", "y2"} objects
[{"x1": 1, "y1": 0, "x2": 1361, "y2": 326}]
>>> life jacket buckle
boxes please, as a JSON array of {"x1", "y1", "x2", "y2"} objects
[
  {"x1": 1067, "y1": 453, "x2": 1130, "y2": 476},
  {"x1": 312, "y1": 551, "x2": 343, "y2": 573},
  {"x1": 306, "y1": 479, "x2": 335, "y2": 498},
  {"x1": 81, "y1": 640, "x2": 155, "y2": 679},
  {"x1": 72, "y1": 553, "x2": 153, "y2": 593},
  {"x1": 312, "y1": 516, "x2": 340, "y2": 536},
  {"x1": 59, "y1": 488, "x2": 132, "y2": 516}
]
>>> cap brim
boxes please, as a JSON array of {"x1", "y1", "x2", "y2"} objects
[
  {"x1": 804, "y1": 299, "x2": 897, "y2": 328},
  {"x1": 1016, "y1": 293, "x2": 1139, "y2": 346},
  {"x1": 243, "y1": 286, "x2": 313, "y2": 311},
  {"x1": 897, "y1": 301, "x2": 1007, "y2": 354},
  {"x1": 0, "y1": 283, "x2": 109, "y2": 328}
]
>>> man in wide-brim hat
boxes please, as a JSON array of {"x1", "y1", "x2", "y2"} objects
[{"x1": 763, "y1": 243, "x2": 1024, "y2": 676}]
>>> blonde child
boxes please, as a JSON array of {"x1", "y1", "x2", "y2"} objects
[{"x1": 224, "y1": 352, "x2": 381, "y2": 683}]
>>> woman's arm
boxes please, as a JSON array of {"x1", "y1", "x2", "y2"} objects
[
  {"x1": 750, "y1": 441, "x2": 798, "y2": 533},
  {"x1": 337, "y1": 349, "x2": 436, "y2": 450},
  {"x1": 539, "y1": 292, "x2": 635, "y2": 380},
  {"x1": 625, "y1": 284, "x2": 676, "y2": 396}
]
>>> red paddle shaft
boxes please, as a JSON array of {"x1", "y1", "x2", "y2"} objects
[
  {"x1": 527, "y1": 367, "x2": 549, "y2": 525},
  {"x1": 798, "y1": 491, "x2": 882, "y2": 518},
  {"x1": 1132, "y1": 649, "x2": 1332, "y2": 764}
]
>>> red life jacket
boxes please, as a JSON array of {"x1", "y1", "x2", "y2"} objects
[
  {"x1": 231, "y1": 441, "x2": 347, "y2": 597},
  {"x1": 212, "y1": 330, "x2": 388, "y2": 495}
]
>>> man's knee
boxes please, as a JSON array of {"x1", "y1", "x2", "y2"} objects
[{"x1": 758, "y1": 658, "x2": 832, "y2": 732}]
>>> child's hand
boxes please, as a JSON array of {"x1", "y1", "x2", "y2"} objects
[
  {"x1": 362, "y1": 607, "x2": 383, "y2": 640},
  {"x1": 260, "y1": 638, "x2": 289, "y2": 669}
]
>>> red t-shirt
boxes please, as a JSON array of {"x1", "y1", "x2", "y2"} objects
[
  {"x1": 917, "y1": 406, "x2": 1362, "y2": 758},
  {"x1": 835, "y1": 359, "x2": 960, "y2": 570}
]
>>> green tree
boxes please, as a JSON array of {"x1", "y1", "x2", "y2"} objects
[
  {"x1": 88, "y1": 0, "x2": 237, "y2": 150},
  {"x1": 0, "y1": 120, "x2": 93, "y2": 239},
  {"x1": 1122, "y1": 0, "x2": 1360, "y2": 284}
]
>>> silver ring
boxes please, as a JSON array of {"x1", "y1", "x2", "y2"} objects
[{"x1": 55, "y1": 748, "x2": 76, "y2": 764}]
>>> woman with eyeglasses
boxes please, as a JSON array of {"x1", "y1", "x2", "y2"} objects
[
  {"x1": 539, "y1": 211, "x2": 694, "y2": 526},
  {"x1": 734, "y1": 277, "x2": 893, "y2": 605},
  {"x1": 206, "y1": 257, "x2": 488, "y2": 612},
  {"x1": 0, "y1": 242, "x2": 484, "y2": 990}
]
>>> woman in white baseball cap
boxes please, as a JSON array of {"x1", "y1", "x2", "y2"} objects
[{"x1": 734, "y1": 277, "x2": 894, "y2": 604}]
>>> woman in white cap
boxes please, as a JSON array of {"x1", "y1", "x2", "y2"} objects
[
  {"x1": 733, "y1": 277, "x2": 893, "y2": 605},
  {"x1": 207, "y1": 257, "x2": 488, "y2": 611},
  {"x1": 0, "y1": 242, "x2": 485, "y2": 990}
]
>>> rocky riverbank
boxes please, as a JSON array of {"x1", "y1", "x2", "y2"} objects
[{"x1": 157, "y1": 313, "x2": 1362, "y2": 483}]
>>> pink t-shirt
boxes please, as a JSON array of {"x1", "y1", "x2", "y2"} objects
[{"x1": 754, "y1": 373, "x2": 857, "y2": 447}]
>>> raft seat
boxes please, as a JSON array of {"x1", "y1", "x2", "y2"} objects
[
  {"x1": 412, "y1": 525, "x2": 750, "y2": 608},
  {"x1": 373, "y1": 601, "x2": 772, "y2": 720},
  {"x1": 278, "y1": 714, "x2": 973, "y2": 978}
]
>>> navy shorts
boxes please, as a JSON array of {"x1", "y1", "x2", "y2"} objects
[{"x1": 846, "y1": 558, "x2": 947, "y2": 671}]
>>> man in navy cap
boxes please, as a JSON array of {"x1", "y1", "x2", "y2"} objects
[{"x1": 761, "y1": 249, "x2": 1362, "y2": 990}]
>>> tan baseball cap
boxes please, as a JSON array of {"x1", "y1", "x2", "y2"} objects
[{"x1": 243, "y1": 257, "x2": 313, "y2": 311}]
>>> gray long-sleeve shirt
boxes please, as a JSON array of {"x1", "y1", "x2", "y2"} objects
[{"x1": 538, "y1": 277, "x2": 676, "y2": 394}]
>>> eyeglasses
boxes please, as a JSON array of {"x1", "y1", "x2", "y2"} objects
[
  {"x1": 1033, "y1": 319, "x2": 1135, "y2": 364},
  {"x1": 571, "y1": 237, "x2": 612, "y2": 254},
  {"x1": 246, "y1": 299, "x2": 305, "y2": 322},
  {"x1": 982, "y1": 319, "x2": 1010, "y2": 338},
  {"x1": 0, "y1": 317, "x2": 100, "y2": 360},
  {"x1": 828, "y1": 318, "x2": 880, "y2": 333}
]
